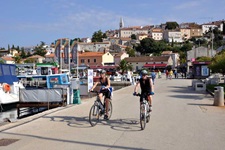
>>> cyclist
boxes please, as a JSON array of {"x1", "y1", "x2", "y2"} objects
[
  {"x1": 89, "y1": 69, "x2": 111, "y2": 120},
  {"x1": 133, "y1": 70, "x2": 154, "y2": 111}
]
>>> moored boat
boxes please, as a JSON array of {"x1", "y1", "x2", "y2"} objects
[{"x1": 0, "y1": 64, "x2": 25, "y2": 105}]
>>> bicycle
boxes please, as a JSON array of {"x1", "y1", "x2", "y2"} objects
[
  {"x1": 134, "y1": 93, "x2": 151, "y2": 130},
  {"x1": 89, "y1": 90, "x2": 112, "y2": 126}
]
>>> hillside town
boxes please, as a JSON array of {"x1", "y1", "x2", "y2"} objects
[
  {"x1": 0, "y1": 18, "x2": 225, "y2": 78},
  {"x1": 1, "y1": 17, "x2": 225, "y2": 149}
]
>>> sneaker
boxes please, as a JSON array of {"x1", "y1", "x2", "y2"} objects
[{"x1": 104, "y1": 115, "x2": 109, "y2": 120}]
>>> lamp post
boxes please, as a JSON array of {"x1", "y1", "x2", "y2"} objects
[
  {"x1": 211, "y1": 31, "x2": 214, "y2": 57},
  {"x1": 68, "y1": 39, "x2": 71, "y2": 75}
]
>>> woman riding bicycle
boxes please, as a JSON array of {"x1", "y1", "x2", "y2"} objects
[
  {"x1": 89, "y1": 69, "x2": 111, "y2": 120},
  {"x1": 133, "y1": 70, "x2": 154, "y2": 111}
]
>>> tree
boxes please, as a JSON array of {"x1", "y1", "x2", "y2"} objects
[
  {"x1": 33, "y1": 42, "x2": 47, "y2": 57},
  {"x1": 165, "y1": 22, "x2": 179, "y2": 30},
  {"x1": 131, "y1": 34, "x2": 136, "y2": 40},
  {"x1": 118, "y1": 59, "x2": 133, "y2": 75},
  {"x1": 0, "y1": 59, "x2": 5, "y2": 64},
  {"x1": 20, "y1": 49, "x2": 27, "y2": 59},
  {"x1": 209, "y1": 51, "x2": 225, "y2": 75},
  {"x1": 92, "y1": 30, "x2": 106, "y2": 42},
  {"x1": 13, "y1": 56, "x2": 22, "y2": 64},
  {"x1": 24, "y1": 58, "x2": 35, "y2": 63},
  {"x1": 125, "y1": 47, "x2": 135, "y2": 57}
]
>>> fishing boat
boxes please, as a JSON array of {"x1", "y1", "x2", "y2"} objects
[{"x1": 0, "y1": 64, "x2": 25, "y2": 105}]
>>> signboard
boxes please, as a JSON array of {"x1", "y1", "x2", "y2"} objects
[
  {"x1": 201, "y1": 65, "x2": 209, "y2": 76},
  {"x1": 88, "y1": 69, "x2": 93, "y2": 91}
]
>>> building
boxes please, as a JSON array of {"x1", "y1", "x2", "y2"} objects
[
  {"x1": 202, "y1": 21, "x2": 224, "y2": 34},
  {"x1": 186, "y1": 46, "x2": 217, "y2": 73},
  {"x1": 119, "y1": 26, "x2": 148, "y2": 38},
  {"x1": 180, "y1": 28, "x2": 191, "y2": 40},
  {"x1": 75, "y1": 42, "x2": 110, "y2": 52},
  {"x1": 78, "y1": 51, "x2": 114, "y2": 67},
  {"x1": 190, "y1": 27, "x2": 203, "y2": 38},
  {"x1": 161, "y1": 51, "x2": 180, "y2": 69},
  {"x1": 163, "y1": 30, "x2": 183, "y2": 43},
  {"x1": 150, "y1": 28, "x2": 163, "y2": 41},
  {"x1": 0, "y1": 56, "x2": 15, "y2": 64},
  {"x1": 114, "y1": 52, "x2": 129, "y2": 65},
  {"x1": 136, "y1": 33, "x2": 148, "y2": 41},
  {"x1": 124, "y1": 56, "x2": 173, "y2": 71},
  {"x1": 26, "y1": 55, "x2": 45, "y2": 63}
]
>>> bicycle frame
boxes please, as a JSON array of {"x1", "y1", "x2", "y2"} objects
[
  {"x1": 89, "y1": 90, "x2": 113, "y2": 126},
  {"x1": 135, "y1": 93, "x2": 150, "y2": 130}
]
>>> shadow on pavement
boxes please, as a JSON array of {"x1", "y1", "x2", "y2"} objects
[
  {"x1": 43, "y1": 116, "x2": 143, "y2": 131},
  {"x1": 169, "y1": 95, "x2": 205, "y2": 100},
  {"x1": 187, "y1": 103, "x2": 213, "y2": 106},
  {"x1": 1, "y1": 131, "x2": 151, "y2": 150}
]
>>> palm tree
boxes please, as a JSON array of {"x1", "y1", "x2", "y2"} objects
[{"x1": 118, "y1": 59, "x2": 133, "y2": 75}]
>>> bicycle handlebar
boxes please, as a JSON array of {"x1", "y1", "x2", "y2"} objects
[
  {"x1": 134, "y1": 93, "x2": 141, "y2": 97},
  {"x1": 89, "y1": 90, "x2": 99, "y2": 94}
]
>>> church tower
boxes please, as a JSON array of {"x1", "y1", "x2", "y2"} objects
[{"x1": 119, "y1": 17, "x2": 124, "y2": 28}]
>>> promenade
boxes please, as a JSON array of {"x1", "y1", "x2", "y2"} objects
[{"x1": 0, "y1": 76, "x2": 225, "y2": 150}]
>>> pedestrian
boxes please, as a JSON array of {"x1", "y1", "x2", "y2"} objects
[
  {"x1": 174, "y1": 70, "x2": 177, "y2": 78},
  {"x1": 151, "y1": 70, "x2": 156, "y2": 84},
  {"x1": 169, "y1": 70, "x2": 173, "y2": 80},
  {"x1": 166, "y1": 70, "x2": 169, "y2": 79},
  {"x1": 158, "y1": 70, "x2": 162, "y2": 78}
]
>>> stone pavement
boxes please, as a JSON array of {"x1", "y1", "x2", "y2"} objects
[{"x1": 0, "y1": 76, "x2": 225, "y2": 150}]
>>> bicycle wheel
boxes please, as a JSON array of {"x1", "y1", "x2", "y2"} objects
[
  {"x1": 140, "y1": 103, "x2": 146, "y2": 130},
  {"x1": 146, "y1": 112, "x2": 150, "y2": 123},
  {"x1": 107, "y1": 100, "x2": 113, "y2": 119},
  {"x1": 89, "y1": 104, "x2": 100, "y2": 126}
]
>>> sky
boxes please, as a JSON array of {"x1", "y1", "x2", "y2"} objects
[{"x1": 0, "y1": 0, "x2": 224, "y2": 49}]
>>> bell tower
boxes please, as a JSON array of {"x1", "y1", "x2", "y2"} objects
[{"x1": 119, "y1": 17, "x2": 124, "y2": 28}]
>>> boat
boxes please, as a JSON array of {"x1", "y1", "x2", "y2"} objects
[{"x1": 0, "y1": 64, "x2": 25, "y2": 105}]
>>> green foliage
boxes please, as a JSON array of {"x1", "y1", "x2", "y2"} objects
[
  {"x1": 13, "y1": 56, "x2": 22, "y2": 64},
  {"x1": 0, "y1": 59, "x2": 5, "y2": 64},
  {"x1": 206, "y1": 83, "x2": 225, "y2": 98},
  {"x1": 125, "y1": 47, "x2": 135, "y2": 57},
  {"x1": 196, "y1": 56, "x2": 211, "y2": 61},
  {"x1": 118, "y1": 59, "x2": 133, "y2": 74},
  {"x1": 131, "y1": 34, "x2": 136, "y2": 40},
  {"x1": 92, "y1": 30, "x2": 106, "y2": 42},
  {"x1": 180, "y1": 43, "x2": 193, "y2": 52},
  {"x1": 165, "y1": 22, "x2": 179, "y2": 30},
  {"x1": 33, "y1": 42, "x2": 47, "y2": 57},
  {"x1": 209, "y1": 51, "x2": 225, "y2": 75},
  {"x1": 20, "y1": 49, "x2": 27, "y2": 59},
  {"x1": 24, "y1": 58, "x2": 35, "y2": 63}
]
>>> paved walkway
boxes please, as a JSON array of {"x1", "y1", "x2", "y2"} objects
[{"x1": 0, "y1": 76, "x2": 225, "y2": 150}]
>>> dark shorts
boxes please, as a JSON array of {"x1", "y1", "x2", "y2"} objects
[
  {"x1": 140, "y1": 92, "x2": 149, "y2": 102},
  {"x1": 100, "y1": 89, "x2": 111, "y2": 99}
]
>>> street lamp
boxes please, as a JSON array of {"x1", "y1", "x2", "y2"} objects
[{"x1": 211, "y1": 31, "x2": 214, "y2": 58}]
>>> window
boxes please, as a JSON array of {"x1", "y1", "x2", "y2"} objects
[
  {"x1": 81, "y1": 59, "x2": 84, "y2": 63},
  {"x1": 88, "y1": 59, "x2": 90, "y2": 63},
  {"x1": 94, "y1": 59, "x2": 96, "y2": 63}
]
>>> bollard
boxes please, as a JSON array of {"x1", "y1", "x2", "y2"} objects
[{"x1": 213, "y1": 86, "x2": 224, "y2": 106}]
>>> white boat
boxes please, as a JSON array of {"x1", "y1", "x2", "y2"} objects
[{"x1": 0, "y1": 64, "x2": 25, "y2": 105}]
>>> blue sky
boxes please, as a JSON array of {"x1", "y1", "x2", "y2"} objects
[{"x1": 0, "y1": 0, "x2": 224, "y2": 49}]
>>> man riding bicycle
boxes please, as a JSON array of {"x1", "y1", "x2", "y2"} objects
[
  {"x1": 133, "y1": 70, "x2": 154, "y2": 111},
  {"x1": 89, "y1": 69, "x2": 111, "y2": 120}
]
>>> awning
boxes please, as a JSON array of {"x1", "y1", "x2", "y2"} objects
[
  {"x1": 89, "y1": 65, "x2": 118, "y2": 70},
  {"x1": 143, "y1": 64, "x2": 167, "y2": 68}
]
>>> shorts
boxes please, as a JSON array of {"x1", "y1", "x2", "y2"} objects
[{"x1": 100, "y1": 89, "x2": 111, "y2": 99}]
